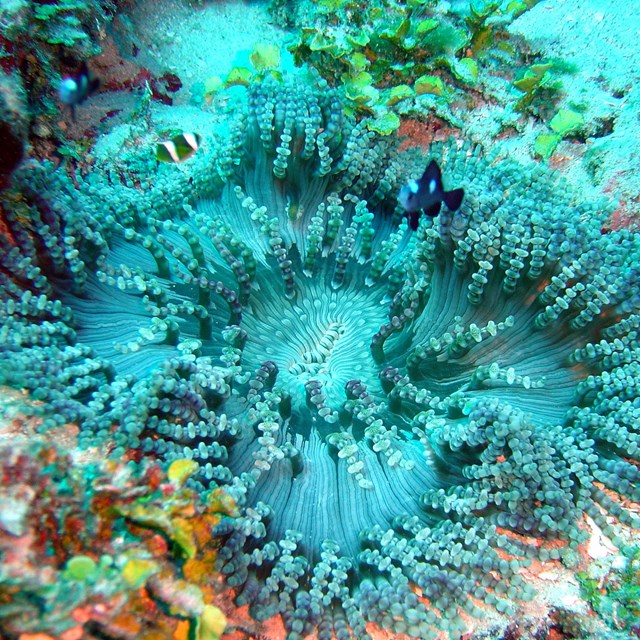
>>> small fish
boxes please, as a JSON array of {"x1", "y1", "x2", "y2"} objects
[
  {"x1": 58, "y1": 61, "x2": 100, "y2": 121},
  {"x1": 156, "y1": 133, "x2": 202, "y2": 163},
  {"x1": 398, "y1": 159, "x2": 464, "y2": 230}
]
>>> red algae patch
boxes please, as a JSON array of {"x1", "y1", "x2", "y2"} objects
[{"x1": 397, "y1": 118, "x2": 460, "y2": 151}]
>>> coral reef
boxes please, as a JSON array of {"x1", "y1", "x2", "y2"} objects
[
  {"x1": 0, "y1": 390, "x2": 231, "y2": 639},
  {"x1": 1, "y1": 73, "x2": 640, "y2": 639}
]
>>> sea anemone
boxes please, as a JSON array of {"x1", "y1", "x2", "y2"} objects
[{"x1": 2, "y1": 75, "x2": 640, "y2": 639}]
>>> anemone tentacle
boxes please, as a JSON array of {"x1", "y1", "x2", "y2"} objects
[{"x1": 2, "y1": 74, "x2": 640, "y2": 639}]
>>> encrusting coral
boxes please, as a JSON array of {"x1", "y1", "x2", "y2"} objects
[
  {"x1": 0, "y1": 391, "x2": 230, "y2": 639},
  {"x1": 1, "y1": 74, "x2": 640, "y2": 639}
]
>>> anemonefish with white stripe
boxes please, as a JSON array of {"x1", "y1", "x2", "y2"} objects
[
  {"x1": 156, "y1": 133, "x2": 202, "y2": 163},
  {"x1": 398, "y1": 159, "x2": 464, "y2": 230}
]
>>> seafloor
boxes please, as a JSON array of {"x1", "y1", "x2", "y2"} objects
[{"x1": 1, "y1": 1, "x2": 640, "y2": 640}]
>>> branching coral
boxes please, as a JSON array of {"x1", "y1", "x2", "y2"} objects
[{"x1": 1, "y1": 74, "x2": 640, "y2": 639}]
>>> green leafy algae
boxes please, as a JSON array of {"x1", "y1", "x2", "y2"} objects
[
  {"x1": 63, "y1": 555, "x2": 98, "y2": 581},
  {"x1": 285, "y1": 0, "x2": 544, "y2": 127},
  {"x1": 549, "y1": 108, "x2": 585, "y2": 136},
  {"x1": 534, "y1": 132, "x2": 561, "y2": 160}
]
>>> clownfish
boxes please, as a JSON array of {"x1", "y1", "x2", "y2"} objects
[{"x1": 156, "y1": 133, "x2": 201, "y2": 163}]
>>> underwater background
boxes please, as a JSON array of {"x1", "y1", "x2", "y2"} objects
[{"x1": 1, "y1": 1, "x2": 640, "y2": 639}]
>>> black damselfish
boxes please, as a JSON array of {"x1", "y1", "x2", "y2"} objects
[
  {"x1": 58, "y1": 61, "x2": 100, "y2": 121},
  {"x1": 398, "y1": 159, "x2": 464, "y2": 230}
]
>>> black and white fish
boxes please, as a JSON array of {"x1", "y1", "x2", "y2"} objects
[
  {"x1": 156, "y1": 133, "x2": 201, "y2": 163},
  {"x1": 58, "y1": 61, "x2": 100, "y2": 121},
  {"x1": 398, "y1": 159, "x2": 464, "y2": 230}
]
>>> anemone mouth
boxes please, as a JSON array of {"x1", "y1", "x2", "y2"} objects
[
  {"x1": 241, "y1": 277, "x2": 387, "y2": 428},
  {"x1": 2, "y1": 75, "x2": 640, "y2": 639}
]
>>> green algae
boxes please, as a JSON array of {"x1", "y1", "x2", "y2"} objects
[
  {"x1": 285, "y1": 0, "x2": 544, "y2": 128},
  {"x1": 578, "y1": 547, "x2": 640, "y2": 636},
  {"x1": 549, "y1": 108, "x2": 585, "y2": 135},
  {"x1": 63, "y1": 555, "x2": 98, "y2": 581}
]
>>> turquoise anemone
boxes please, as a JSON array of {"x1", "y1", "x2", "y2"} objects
[{"x1": 1, "y1": 75, "x2": 640, "y2": 639}]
